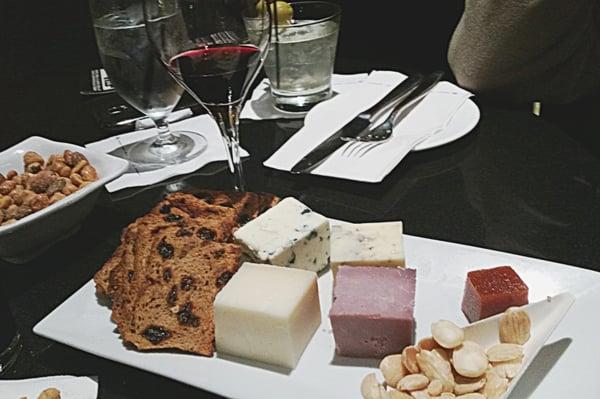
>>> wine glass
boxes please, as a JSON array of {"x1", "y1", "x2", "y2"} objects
[
  {"x1": 0, "y1": 286, "x2": 21, "y2": 374},
  {"x1": 89, "y1": 0, "x2": 208, "y2": 168},
  {"x1": 143, "y1": 0, "x2": 271, "y2": 191}
]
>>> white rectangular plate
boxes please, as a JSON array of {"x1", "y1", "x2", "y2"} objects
[{"x1": 34, "y1": 235, "x2": 600, "y2": 398}]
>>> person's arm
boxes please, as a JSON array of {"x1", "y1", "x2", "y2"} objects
[{"x1": 448, "y1": 0, "x2": 600, "y2": 103}]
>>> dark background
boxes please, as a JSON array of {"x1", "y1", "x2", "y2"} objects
[{"x1": 0, "y1": 1, "x2": 463, "y2": 78}]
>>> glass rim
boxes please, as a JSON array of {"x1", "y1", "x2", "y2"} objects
[{"x1": 273, "y1": 1, "x2": 341, "y2": 29}]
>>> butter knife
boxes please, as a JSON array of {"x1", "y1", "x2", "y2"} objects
[{"x1": 290, "y1": 73, "x2": 424, "y2": 174}]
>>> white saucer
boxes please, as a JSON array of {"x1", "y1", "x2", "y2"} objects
[{"x1": 412, "y1": 98, "x2": 480, "y2": 151}]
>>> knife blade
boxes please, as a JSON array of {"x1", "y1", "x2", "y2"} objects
[
  {"x1": 290, "y1": 71, "x2": 444, "y2": 174},
  {"x1": 354, "y1": 70, "x2": 445, "y2": 141},
  {"x1": 290, "y1": 74, "x2": 424, "y2": 174}
]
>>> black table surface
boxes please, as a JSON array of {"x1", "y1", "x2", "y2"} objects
[{"x1": 2, "y1": 51, "x2": 600, "y2": 398}]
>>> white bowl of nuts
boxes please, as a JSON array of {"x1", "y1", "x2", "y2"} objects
[{"x1": 0, "y1": 136, "x2": 129, "y2": 264}]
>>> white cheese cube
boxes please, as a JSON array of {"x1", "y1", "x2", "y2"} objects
[
  {"x1": 330, "y1": 222, "x2": 405, "y2": 276},
  {"x1": 233, "y1": 197, "x2": 330, "y2": 273},
  {"x1": 214, "y1": 262, "x2": 321, "y2": 369}
]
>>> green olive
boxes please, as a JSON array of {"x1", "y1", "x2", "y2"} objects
[{"x1": 256, "y1": 0, "x2": 293, "y2": 25}]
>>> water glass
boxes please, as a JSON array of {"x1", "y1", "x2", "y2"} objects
[
  {"x1": 0, "y1": 288, "x2": 20, "y2": 374},
  {"x1": 263, "y1": 1, "x2": 341, "y2": 112}
]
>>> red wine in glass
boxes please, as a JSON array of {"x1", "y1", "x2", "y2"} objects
[
  {"x1": 170, "y1": 44, "x2": 262, "y2": 105},
  {"x1": 144, "y1": 0, "x2": 271, "y2": 191}
]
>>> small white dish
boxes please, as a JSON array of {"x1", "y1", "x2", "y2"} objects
[
  {"x1": 412, "y1": 98, "x2": 479, "y2": 151},
  {"x1": 0, "y1": 375, "x2": 98, "y2": 399},
  {"x1": 463, "y1": 292, "x2": 575, "y2": 399},
  {"x1": 0, "y1": 136, "x2": 129, "y2": 263}
]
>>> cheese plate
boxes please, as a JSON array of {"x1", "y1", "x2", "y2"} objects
[{"x1": 34, "y1": 233, "x2": 600, "y2": 398}]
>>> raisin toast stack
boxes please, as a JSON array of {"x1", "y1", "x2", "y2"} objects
[{"x1": 94, "y1": 191, "x2": 278, "y2": 356}]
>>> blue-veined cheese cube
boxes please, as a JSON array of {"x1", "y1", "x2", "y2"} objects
[{"x1": 233, "y1": 197, "x2": 330, "y2": 273}]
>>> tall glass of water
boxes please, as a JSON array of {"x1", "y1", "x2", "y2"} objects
[
  {"x1": 263, "y1": 1, "x2": 341, "y2": 112},
  {"x1": 90, "y1": 0, "x2": 208, "y2": 167},
  {"x1": 0, "y1": 286, "x2": 20, "y2": 374}
]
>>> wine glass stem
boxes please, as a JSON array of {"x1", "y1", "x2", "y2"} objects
[
  {"x1": 152, "y1": 117, "x2": 178, "y2": 147},
  {"x1": 211, "y1": 104, "x2": 245, "y2": 192}
]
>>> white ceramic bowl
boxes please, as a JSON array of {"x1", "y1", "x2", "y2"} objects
[{"x1": 0, "y1": 136, "x2": 129, "y2": 264}]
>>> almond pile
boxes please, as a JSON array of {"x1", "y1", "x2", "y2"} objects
[{"x1": 361, "y1": 307, "x2": 531, "y2": 399}]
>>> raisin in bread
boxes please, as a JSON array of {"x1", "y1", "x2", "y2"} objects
[{"x1": 121, "y1": 227, "x2": 241, "y2": 355}]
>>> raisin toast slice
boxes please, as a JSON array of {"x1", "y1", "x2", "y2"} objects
[
  {"x1": 152, "y1": 193, "x2": 238, "y2": 242},
  {"x1": 193, "y1": 190, "x2": 280, "y2": 225},
  {"x1": 121, "y1": 227, "x2": 241, "y2": 355},
  {"x1": 108, "y1": 210, "x2": 191, "y2": 333}
]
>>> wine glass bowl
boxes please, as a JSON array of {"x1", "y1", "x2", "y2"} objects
[
  {"x1": 90, "y1": 0, "x2": 208, "y2": 167},
  {"x1": 144, "y1": 0, "x2": 271, "y2": 191}
]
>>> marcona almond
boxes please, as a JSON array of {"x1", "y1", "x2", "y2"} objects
[
  {"x1": 431, "y1": 320, "x2": 465, "y2": 349},
  {"x1": 453, "y1": 376, "x2": 486, "y2": 395},
  {"x1": 432, "y1": 348, "x2": 450, "y2": 362},
  {"x1": 455, "y1": 394, "x2": 485, "y2": 399},
  {"x1": 386, "y1": 389, "x2": 414, "y2": 399},
  {"x1": 440, "y1": 394, "x2": 456, "y2": 398},
  {"x1": 452, "y1": 341, "x2": 488, "y2": 378},
  {"x1": 398, "y1": 374, "x2": 429, "y2": 391},
  {"x1": 499, "y1": 308, "x2": 531, "y2": 345},
  {"x1": 361, "y1": 373, "x2": 385, "y2": 399},
  {"x1": 491, "y1": 358, "x2": 522, "y2": 379},
  {"x1": 386, "y1": 390, "x2": 413, "y2": 399},
  {"x1": 418, "y1": 337, "x2": 441, "y2": 351},
  {"x1": 486, "y1": 343, "x2": 523, "y2": 362},
  {"x1": 482, "y1": 369, "x2": 509, "y2": 399},
  {"x1": 380, "y1": 354, "x2": 408, "y2": 387},
  {"x1": 402, "y1": 346, "x2": 421, "y2": 374},
  {"x1": 415, "y1": 350, "x2": 455, "y2": 393},
  {"x1": 409, "y1": 390, "x2": 431, "y2": 399},
  {"x1": 427, "y1": 379, "x2": 443, "y2": 396}
]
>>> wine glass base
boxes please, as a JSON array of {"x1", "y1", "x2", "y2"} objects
[
  {"x1": 124, "y1": 131, "x2": 208, "y2": 169},
  {"x1": 0, "y1": 333, "x2": 22, "y2": 375}
]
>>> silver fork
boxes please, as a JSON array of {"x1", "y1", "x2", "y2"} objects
[
  {"x1": 341, "y1": 70, "x2": 444, "y2": 158},
  {"x1": 341, "y1": 96, "x2": 426, "y2": 158}
]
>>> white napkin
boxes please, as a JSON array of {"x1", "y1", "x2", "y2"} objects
[
  {"x1": 86, "y1": 114, "x2": 249, "y2": 192},
  {"x1": 135, "y1": 107, "x2": 194, "y2": 130},
  {"x1": 0, "y1": 375, "x2": 98, "y2": 399},
  {"x1": 240, "y1": 74, "x2": 368, "y2": 120},
  {"x1": 263, "y1": 71, "x2": 473, "y2": 183}
]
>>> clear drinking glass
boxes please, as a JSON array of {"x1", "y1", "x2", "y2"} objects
[
  {"x1": 263, "y1": 1, "x2": 341, "y2": 112},
  {"x1": 143, "y1": 0, "x2": 271, "y2": 191},
  {"x1": 90, "y1": 0, "x2": 208, "y2": 168},
  {"x1": 0, "y1": 288, "x2": 21, "y2": 375}
]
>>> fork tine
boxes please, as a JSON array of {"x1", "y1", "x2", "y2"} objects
[
  {"x1": 357, "y1": 141, "x2": 385, "y2": 157},
  {"x1": 341, "y1": 141, "x2": 359, "y2": 156}
]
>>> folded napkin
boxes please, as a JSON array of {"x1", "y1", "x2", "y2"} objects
[
  {"x1": 135, "y1": 107, "x2": 194, "y2": 130},
  {"x1": 0, "y1": 375, "x2": 98, "y2": 399},
  {"x1": 263, "y1": 71, "x2": 473, "y2": 183},
  {"x1": 240, "y1": 74, "x2": 368, "y2": 120},
  {"x1": 87, "y1": 114, "x2": 249, "y2": 192}
]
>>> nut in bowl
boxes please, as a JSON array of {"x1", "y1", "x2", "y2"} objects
[{"x1": 0, "y1": 136, "x2": 128, "y2": 264}]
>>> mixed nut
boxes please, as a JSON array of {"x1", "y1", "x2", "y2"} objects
[
  {"x1": 361, "y1": 307, "x2": 531, "y2": 399},
  {"x1": 0, "y1": 150, "x2": 99, "y2": 226}
]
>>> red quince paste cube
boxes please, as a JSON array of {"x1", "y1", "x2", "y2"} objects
[
  {"x1": 462, "y1": 265, "x2": 528, "y2": 322},
  {"x1": 329, "y1": 266, "x2": 416, "y2": 358}
]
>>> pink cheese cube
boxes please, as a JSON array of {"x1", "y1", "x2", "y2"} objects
[{"x1": 329, "y1": 266, "x2": 416, "y2": 358}]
